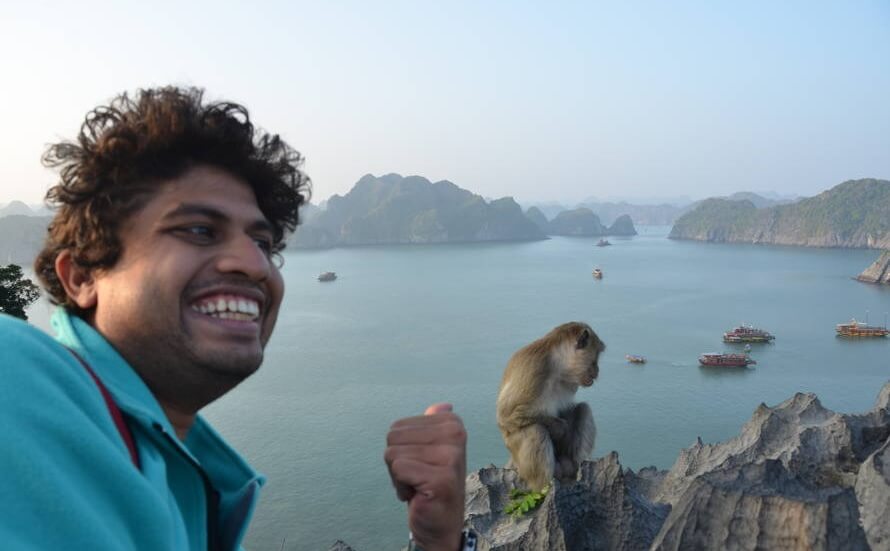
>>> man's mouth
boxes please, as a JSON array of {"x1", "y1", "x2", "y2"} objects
[{"x1": 190, "y1": 294, "x2": 261, "y2": 322}]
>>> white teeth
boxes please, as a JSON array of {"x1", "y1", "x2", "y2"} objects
[
  {"x1": 238, "y1": 299, "x2": 249, "y2": 313},
  {"x1": 228, "y1": 299, "x2": 238, "y2": 312},
  {"x1": 193, "y1": 295, "x2": 260, "y2": 320},
  {"x1": 207, "y1": 302, "x2": 216, "y2": 313},
  {"x1": 217, "y1": 298, "x2": 227, "y2": 312}
]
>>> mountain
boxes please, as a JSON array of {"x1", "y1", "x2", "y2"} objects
[
  {"x1": 669, "y1": 179, "x2": 890, "y2": 248},
  {"x1": 291, "y1": 174, "x2": 546, "y2": 248},
  {"x1": 725, "y1": 191, "x2": 798, "y2": 209},
  {"x1": 524, "y1": 207, "x2": 550, "y2": 233},
  {"x1": 0, "y1": 215, "x2": 51, "y2": 266},
  {"x1": 548, "y1": 208, "x2": 606, "y2": 236},
  {"x1": 0, "y1": 201, "x2": 34, "y2": 217},
  {"x1": 575, "y1": 201, "x2": 689, "y2": 226}
]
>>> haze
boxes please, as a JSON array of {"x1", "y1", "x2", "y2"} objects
[{"x1": 1, "y1": 1, "x2": 888, "y2": 207}]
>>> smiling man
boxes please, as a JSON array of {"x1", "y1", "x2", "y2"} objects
[{"x1": 0, "y1": 88, "x2": 468, "y2": 551}]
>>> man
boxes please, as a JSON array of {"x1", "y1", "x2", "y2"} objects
[{"x1": 0, "y1": 87, "x2": 467, "y2": 550}]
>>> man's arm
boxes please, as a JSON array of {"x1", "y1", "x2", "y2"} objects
[{"x1": 384, "y1": 403, "x2": 467, "y2": 551}]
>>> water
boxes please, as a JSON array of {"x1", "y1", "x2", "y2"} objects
[{"x1": 26, "y1": 228, "x2": 890, "y2": 550}]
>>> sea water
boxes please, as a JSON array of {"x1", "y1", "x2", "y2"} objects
[{"x1": 26, "y1": 228, "x2": 890, "y2": 550}]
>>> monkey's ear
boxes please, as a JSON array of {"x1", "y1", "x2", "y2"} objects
[{"x1": 576, "y1": 329, "x2": 590, "y2": 349}]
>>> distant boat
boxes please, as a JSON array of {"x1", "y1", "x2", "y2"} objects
[
  {"x1": 317, "y1": 271, "x2": 337, "y2": 282},
  {"x1": 723, "y1": 324, "x2": 775, "y2": 343},
  {"x1": 596, "y1": 239, "x2": 612, "y2": 247},
  {"x1": 592, "y1": 268, "x2": 603, "y2": 279},
  {"x1": 625, "y1": 354, "x2": 646, "y2": 364},
  {"x1": 698, "y1": 353, "x2": 756, "y2": 367},
  {"x1": 836, "y1": 318, "x2": 888, "y2": 338}
]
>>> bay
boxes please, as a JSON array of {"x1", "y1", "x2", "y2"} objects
[{"x1": 25, "y1": 228, "x2": 890, "y2": 550}]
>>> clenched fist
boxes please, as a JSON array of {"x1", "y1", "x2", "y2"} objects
[{"x1": 384, "y1": 403, "x2": 467, "y2": 551}]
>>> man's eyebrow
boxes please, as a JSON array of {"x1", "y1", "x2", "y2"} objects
[{"x1": 161, "y1": 203, "x2": 274, "y2": 233}]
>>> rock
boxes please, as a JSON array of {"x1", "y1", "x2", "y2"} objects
[
  {"x1": 857, "y1": 251, "x2": 890, "y2": 285},
  {"x1": 464, "y1": 453, "x2": 669, "y2": 551},
  {"x1": 462, "y1": 381, "x2": 890, "y2": 551},
  {"x1": 548, "y1": 208, "x2": 607, "y2": 236}
]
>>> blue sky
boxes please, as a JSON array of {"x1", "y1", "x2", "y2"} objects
[{"x1": 1, "y1": 0, "x2": 888, "y2": 206}]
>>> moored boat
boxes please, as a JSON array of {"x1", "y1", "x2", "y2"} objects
[
  {"x1": 723, "y1": 324, "x2": 775, "y2": 343},
  {"x1": 592, "y1": 268, "x2": 603, "y2": 279},
  {"x1": 625, "y1": 354, "x2": 646, "y2": 364},
  {"x1": 836, "y1": 319, "x2": 888, "y2": 338},
  {"x1": 317, "y1": 271, "x2": 337, "y2": 282},
  {"x1": 698, "y1": 353, "x2": 756, "y2": 367}
]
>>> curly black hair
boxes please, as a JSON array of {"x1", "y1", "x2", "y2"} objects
[{"x1": 34, "y1": 86, "x2": 310, "y2": 313}]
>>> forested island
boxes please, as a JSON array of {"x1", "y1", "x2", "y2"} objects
[{"x1": 669, "y1": 178, "x2": 890, "y2": 249}]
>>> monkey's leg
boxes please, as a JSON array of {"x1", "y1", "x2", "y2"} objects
[
  {"x1": 557, "y1": 402, "x2": 596, "y2": 480},
  {"x1": 504, "y1": 424, "x2": 555, "y2": 492}
]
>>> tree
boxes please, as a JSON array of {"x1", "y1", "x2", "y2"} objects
[{"x1": 0, "y1": 264, "x2": 40, "y2": 321}]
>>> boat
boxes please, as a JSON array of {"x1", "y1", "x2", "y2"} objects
[
  {"x1": 625, "y1": 354, "x2": 646, "y2": 364},
  {"x1": 317, "y1": 271, "x2": 337, "y2": 282},
  {"x1": 723, "y1": 324, "x2": 775, "y2": 343},
  {"x1": 835, "y1": 319, "x2": 888, "y2": 338},
  {"x1": 592, "y1": 268, "x2": 603, "y2": 279},
  {"x1": 596, "y1": 239, "x2": 612, "y2": 247},
  {"x1": 698, "y1": 353, "x2": 756, "y2": 367}
]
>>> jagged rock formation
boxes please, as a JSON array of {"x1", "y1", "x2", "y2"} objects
[
  {"x1": 669, "y1": 179, "x2": 890, "y2": 249},
  {"x1": 548, "y1": 208, "x2": 607, "y2": 236},
  {"x1": 466, "y1": 382, "x2": 890, "y2": 551},
  {"x1": 857, "y1": 251, "x2": 890, "y2": 285},
  {"x1": 292, "y1": 174, "x2": 545, "y2": 248},
  {"x1": 524, "y1": 206, "x2": 550, "y2": 233}
]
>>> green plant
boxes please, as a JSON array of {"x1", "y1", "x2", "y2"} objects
[
  {"x1": 504, "y1": 485, "x2": 549, "y2": 518},
  {"x1": 0, "y1": 264, "x2": 40, "y2": 321}
]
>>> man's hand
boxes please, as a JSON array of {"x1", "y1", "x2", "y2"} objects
[{"x1": 385, "y1": 403, "x2": 467, "y2": 551}]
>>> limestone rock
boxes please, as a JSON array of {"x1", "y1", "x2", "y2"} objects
[{"x1": 857, "y1": 251, "x2": 890, "y2": 285}]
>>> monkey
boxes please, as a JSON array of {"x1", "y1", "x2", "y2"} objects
[{"x1": 496, "y1": 321, "x2": 604, "y2": 491}]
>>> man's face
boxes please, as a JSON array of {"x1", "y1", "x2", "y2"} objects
[{"x1": 90, "y1": 165, "x2": 284, "y2": 393}]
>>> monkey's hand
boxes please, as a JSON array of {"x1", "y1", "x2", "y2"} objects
[{"x1": 385, "y1": 403, "x2": 467, "y2": 551}]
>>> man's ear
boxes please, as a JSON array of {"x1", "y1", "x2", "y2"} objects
[{"x1": 55, "y1": 250, "x2": 98, "y2": 310}]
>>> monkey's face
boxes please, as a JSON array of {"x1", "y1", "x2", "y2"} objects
[{"x1": 574, "y1": 326, "x2": 604, "y2": 387}]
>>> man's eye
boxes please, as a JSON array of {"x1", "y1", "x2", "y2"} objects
[
  {"x1": 176, "y1": 226, "x2": 215, "y2": 241},
  {"x1": 253, "y1": 236, "x2": 274, "y2": 255}
]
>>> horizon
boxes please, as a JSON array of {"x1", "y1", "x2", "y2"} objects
[{"x1": 2, "y1": 1, "x2": 888, "y2": 206}]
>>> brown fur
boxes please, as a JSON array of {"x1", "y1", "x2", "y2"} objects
[{"x1": 496, "y1": 322, "x2": 603, "y2": 490}]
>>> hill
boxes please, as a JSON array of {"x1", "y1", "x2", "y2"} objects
[
  {"x1": 669, "y1": 179, "x2": 890, "y2": 248},
  {"x1": 0, "y1": 215, "x2": 51, "y2": 266},
  {"x1": 291, "y1": 174, "x2": 546, "y2": 248}
]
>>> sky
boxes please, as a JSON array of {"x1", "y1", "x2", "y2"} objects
[{"x1": 1, "y1": 0, "x2": 888, "y2": 207}]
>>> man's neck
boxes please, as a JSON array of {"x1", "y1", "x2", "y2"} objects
[{"x1": 159, "y1": 401, "x2": 197, "y2": 440}]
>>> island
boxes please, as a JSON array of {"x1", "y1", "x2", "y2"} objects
[{"x1": 669, "y1": 178, "x2": 890, "y2": 248}]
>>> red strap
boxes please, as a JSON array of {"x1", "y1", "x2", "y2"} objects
[{"x1": 67, "y1": 349, "x2": 141, "y2": 469}]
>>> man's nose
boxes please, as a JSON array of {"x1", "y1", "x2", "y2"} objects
[{"x1": 216, "y1": 235, "x2": 272, "y2": 281}]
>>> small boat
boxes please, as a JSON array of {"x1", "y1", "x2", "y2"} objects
[
  {"x1": 317, "y1": 271, "x2": 337, "y2": 282},
  {"x1": 592, "y1": 268, "x2": 603, "y2": 279},
  {"x1": 723, "y1": 324, "x2": 775, "y2": 343},
  {"x1": 596, "y1": 239, "x2": 612, "y2": 247},
  {"x1": 698, "y1": 353, "x2": 756, "y2": 367},
  {"x1": 836, "y1": 319, "x2": 888, "y2": 338},
  {"x1": 625, "y1": 354, "x2": 646, "y2": 364}
]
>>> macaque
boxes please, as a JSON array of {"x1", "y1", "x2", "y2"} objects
[{"x1": 496, "y1": 322, "x2": 604, "y2": 491}]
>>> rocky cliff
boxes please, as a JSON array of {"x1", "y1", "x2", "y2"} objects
[
  {"x1": 857, "y1": 251, "x2": 890, "y2": 285},
  {"x1": 669, "y1": 179, "x2": 890, "y2": 249},
  {"x1": 292, "y1": 174, "x2": 545, "y2": 248},
  {"x1": 327, "y1": 382, "x2": 890, "y2": 550}
]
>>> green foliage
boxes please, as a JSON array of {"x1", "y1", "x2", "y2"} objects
[
  {"x1": 0, "y1": 264, "x2": 40, "y2": 321},
  {"x1": 504, "y1": 486, "x2": 549, "y2": 518}
]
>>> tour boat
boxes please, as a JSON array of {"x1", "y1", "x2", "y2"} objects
[
  {"x1": 625, "y1": 354, "x2": 646, "y2": 364},
  {"x1": 723, "y1": 324, "x2": 775, "y2": 343},
  {"x1": 317, "y1": 271, "x2": 337, "y2": 282},
  {"x1": 835, "y1": 319, "x2": 888, "y2": 338},
  {"x1": 596, "y1": 239, "x2": 612, "y2": 247},
  {"x1": 698, "y1": 353, "x2": 756, "y2": 367},
  {"x1": 592, "y1": 268, "x2": 603, "y2": 279}
]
